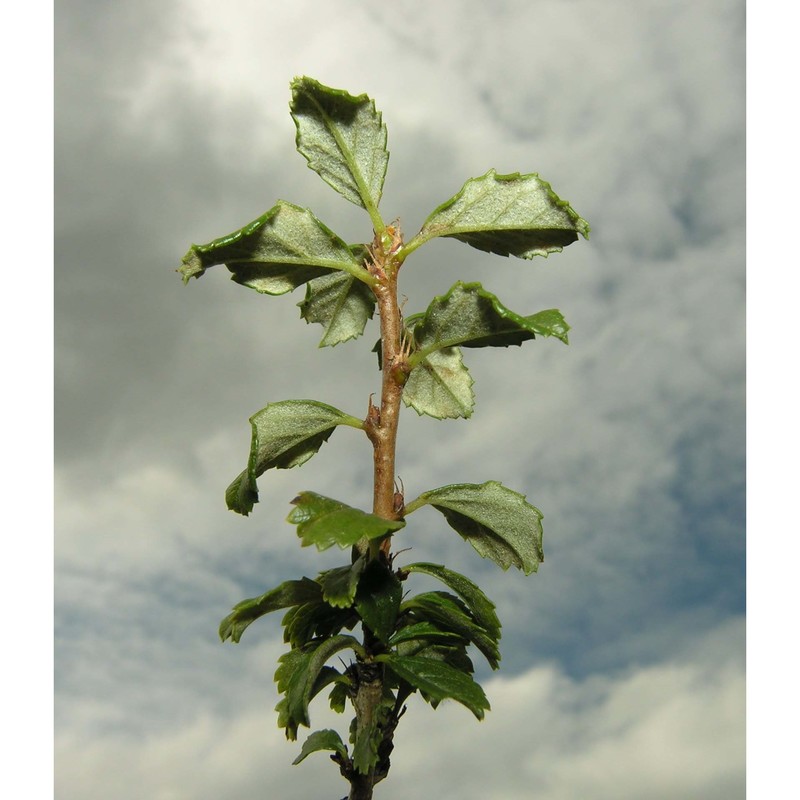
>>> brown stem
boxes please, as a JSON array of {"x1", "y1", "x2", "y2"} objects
[{"x1": 348, "y1": 230, "x2": 408, "y2": 800}]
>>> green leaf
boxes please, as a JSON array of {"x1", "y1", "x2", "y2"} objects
[
  {"x1": 403, "y1": 346, "x2": 474, "y2": 420},
  {"x1": 401, "y1": 591, "x2": 500, "y2": 670},
  {"x1": 388, "y1": 621, "x2": 466, "y2": 648},
  {"x1": 282, "y1": 601, "x2": 359, "y2": 649},
  {"x1": 219, "y1": 578, "x2": 322, "y2": 643},
  {"x1": 179, "y1": 201, "x2": 374, "y2": 291},
  {"x1": 293, "y1": 729, "x2": 348, "y2": 765},
  {"x1": 409, "y1": 282, "x2": 570, "y2": 362},
  {"x1": 287, "y1": 492, "x2": 405, "y2": 551},
  {"x1": 354, "y1": 560, "x2": 403, "y2": 643},
  {"x1": 328, "y1": 680, "x2": 350, "y2": 714},
  {"x1": 298, "y1": 270, "x2": 377, "y2": 347},
  {"x1": 404, "y1": 562, "x2": 501, "y2": 640},
  {"x1": 290, "y1": 76, "x2": 388, "y2": 223},
  {"x1": 226, "y1": 400, "x2": 363, "y2": 516},
  {"x1": 377, "y1": 653, "x2": 490, "y2": 720},
  {"x1": 407, "y1": 169, "x2": 589, "y2": 259},
  {"x1": 284, "y1": 635, "x2": 362, "y2": 733},
  {"x1": 405, "y1": 481, "x2": 544, "y2": 574},
  {"x1": 318, "y1": 556, "x2": 367, "y2": 608}
]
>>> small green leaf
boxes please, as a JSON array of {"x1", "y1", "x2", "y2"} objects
[
  {"x1": 282, "y1": 601, "x2": 359, "y2": 649},
  {"x1": 405, "y1": 481, "x2": 544, "y2": 574},
  {"x1": 287, "y1": 492, "x2": 405, "y2": 551},
  {"x1": 329, "y1": 680, "x2": 350, "y2": 714},
  {"x1": 404, "y1": 562, "x2": 501, "y2": 640},
  {"x1": 407, "y1": 169, "x2": 589, "y2": 259},
  {"x1": 292, "y1": 729, "x2": 348, "y2": 765},
  {"x1": 377, "y1": 653, "x2": 490, "y2": 720},
  {"x1": 409, "y1": 282, "x2": 570, "y2": 362},
  {"x1": 401, "y1": 591, "x2": 500, "y2": 669},
  {"x1": 298, "y1": 270, "x2": 377, "y2": 347},
  {"x1": 403, "y1": 346, "x2": 475, "y2": 420},
  {"x1": 318, "y1": 556, "x2": 367, "y2": 608},
  {"x1": 290, "y1": 77, "x2": 388, "y2": 224},
  {"x1": 179, "y1": 201, "x2": 373, "y2": 291},
  {"x1": 388, "y1": 621, "x2": 466, "y2": 647},
  {"x1": 226, "y1": 401, "x2": 363, "y2": 516},
  {"x1": 354, "y1": 561, "x2": 403, "y2": 643},
  {"x1": 285, "y1": 635, "x2": 362, "y2": 732},
  {"x1": 219, "y1": 578, "x2": 322, "y2": 643}
]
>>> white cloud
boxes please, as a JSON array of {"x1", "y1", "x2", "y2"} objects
[{"x1": 55, "y1": 618, "x2": 743, "y2": 800}]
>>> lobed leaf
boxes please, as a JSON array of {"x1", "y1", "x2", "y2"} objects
[
  {"x1": 318, "y1": 556, "x2": 367, "y2": 608},
  {"x1": 287, "y1": 492, "x2": 405, "y2": 551},
  {"x1": 298, "y1": 270, "x2": 376, "y2": 347},
  {"x1": 408, "y1": 169, "x2": 589, "y2": 259},
  {"x1": 219, "y1": 577, "x2": 322, "y2": 643},
  {"x1": 405, "y1": 481, "x2": 544, "y2": 574},
  {"x1": 226, "y1": 400, "x2": 363, "y2": 516},
  {"x1": 179, "y1": 201, "x2": 373, "y2": 291},
  {"x1": 290, "y1": 76, "x2": 389, "y2": 219},
  {"x1": 292, "y1": 729, "x2": 348, "y2": 765},
  {"x1": 377, "y1": 653, "x2": 490, "y2": 720},
  {"x1": 403, "y1": 346, "x2": 475, "y2": 420}
]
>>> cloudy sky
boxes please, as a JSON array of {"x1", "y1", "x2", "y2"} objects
[{"x1": 53, "y1": 1, "x2": 746, "y2": 798}]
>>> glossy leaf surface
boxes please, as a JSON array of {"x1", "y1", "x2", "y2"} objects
[
  {"x1": 226, "y1": 400, "x2": 362, "y2": 516},
  {"x1": 404, "y1": 562, "x2": 501, "y2": 640},
  {"x1": 179, "y1": 201, "x2": 372, "y2": 292},
  {"x1": 377, "y1": 653, "x2": 490, "y2": 720},
  {"x1": 402, "y1": 591, "x2": 500, "y2": 669},
  {"x1": 290, "y1": 77, "x2": 388, "y2": 217},
  {"x1": 284, "y1": 634, "x2": 361, "y2": 732},
  {"x1": 288, "y1": 492, "x2": 405, "y2": 551},
  {"x1": 293, "y1": 729, "x2": 348, "y2": 765},
  {"x1": 298, "y1": 270, "x2": 376, "y2": 347},
  {"x1": 354, "y1": 561, "x2": 403, "y2": 642},
  {"x1": 406, "y1": 481, "x2": 544, "y2": 574},
  {"x1": 409, "y1": 169, "x2": 589, "y2": 258},
  {"x1": 410, "y1": 281, "x2": 570, "y2": 361},
  {"x1": 219, "y1": 577, "x2": 322, "y2": 643},
  {"x1": 318, "y1": 556, "x2": 367, "y2": 608},
  {"x1": 403, "y1": 346, "x2": 474, "y2": 420}
]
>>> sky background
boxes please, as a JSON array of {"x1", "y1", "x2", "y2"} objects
[{"x1": 53, "y1": 1, "x2": 745, "y2": 798}]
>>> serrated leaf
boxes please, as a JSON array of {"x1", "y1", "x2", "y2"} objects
[
  {"x1": 290, "y1": 76, "x2": 388, "y2": 218},
  {"x1": 219, "y1": 577, "x2": 322, "y2": 643},
  {"x1": 287, "y1": 492, "x2": 405, "y2": 551},
  {"x1": 403, "y1": 346, "x2": 474, "y2": 420},
  {"x1": 179, "y1": 201, "x2": 373, "y2": 291},
  {"x1": 226, "y1": 401, "x2": 363, "y2": 516},
  {"x1": 401, "y1": 591, "x2": 500, "y2": 669},
  {"x1": 388, "y1": 621, "x2": 466, "y2": 647},
  {"x1": 282, "y1": 600, "x2": 359, "y2": 649},
  {"x1": 354, "y1": 561, "x2": 403, "y2": 643},
  {"x1": 409, "y1": 282, "x2": 570, "y2": 360},
  {"x1": 299, "y1": 270, "x2": 377, "y2": 347},
  {"x1": 318, "y1": 556, "x2": 367, "y2": 608},
  {"x1": 409, "y1": 169, "x2": 589, "y2": 259},
  {"x1": 406, "y1": 481, "x2": 544, "y2": 574},
  {"x1": 293, "y1": 729, "x2": 348, "y2": 765},
  {"x1": 377, "y1": 653, "x2": 490, "y2": 720},
  {"x1": 284, "y1": 635, "x2": 362, "y2": 733},
  {"x1": 329, "y1": 680, "x2": 350, "y2": 714},
  {"x1": 404, "y1": 562, "x2": 501, "y2": 640}
]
